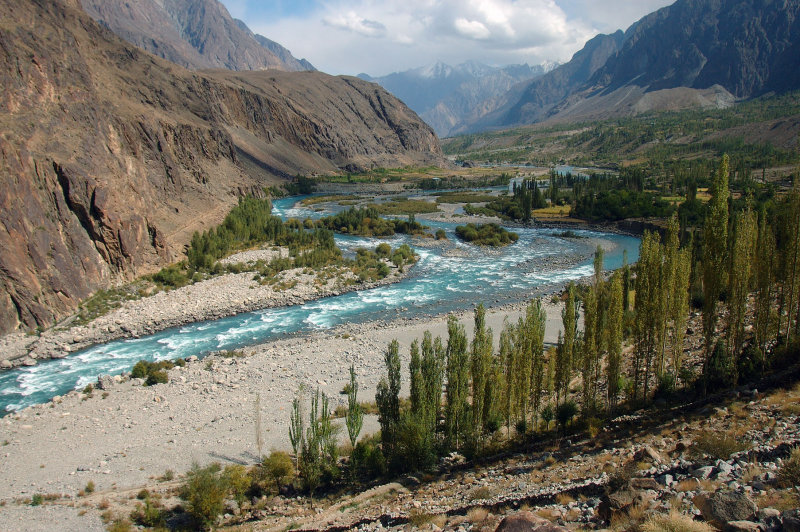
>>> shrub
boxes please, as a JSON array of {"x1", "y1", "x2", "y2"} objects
[
  {"x1": 556, "y1": 401, "x2": 578, "y2": 432},
  {"x1": 778, "y1": 446, "x2": 800, "y2": 488},
  {"x1": 180, "y1": 462, "x2": 228, "y2": 529},
  {"x1": 261, "y1": 451, "x2": 295, "y2": 491},
  {"x1": 145, "y1": 370, "x2": 168, "y2": 386},
  {"x1": 223, "y1": 464, "x2": 251, "y2": 504},
  {"x1": 130, "y1": 497, "x2": 164, "y2": 528},
  {"x1": 351, "y1": 434, "x2": 387, "y2": 478},
  {"x1": 691, "y1": 430, "x2": 747, "y2": 460},
  {"x1": 85, "y1": 481, "x2": 95, "y2": 494},
  {"x1": 641, "y1": 511, "x2": 714, "y2": 532},
  {"x1": 131, "y1": 359, "x2": 173, "y2": 386},
  {"x1": 435, "y1": 229, "x2": 447, "y2": 240},
  {"x1": 30, "y1": 494, "x2": 43, "y2": 506}
]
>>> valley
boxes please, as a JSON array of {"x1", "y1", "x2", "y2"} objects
[{"x1": 1, "y1": 0, "x2": 800, "y2": 531}]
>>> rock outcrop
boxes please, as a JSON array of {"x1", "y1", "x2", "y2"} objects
[{"x1": 0, "y1": 0, "x2": 444, "y2": 334}]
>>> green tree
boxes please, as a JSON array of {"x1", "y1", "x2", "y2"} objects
[
  {"x1": 754, "y1": 209, "x2": 776, "y2": 367},
  {"x1": 421, "y1": 331, "x2": 445, "y2": 439},
  {"x1": 728, "y1": 205, "x2": 758, "y2": 384},
  {"x1": 526, "y1": 300, "x2": 547, "y2": 429},
  {"x1": 470, "y1": 304, "x2": 493, "y2": 440},
  {"x1": 555, "y1": 284, "x2": 578, "y2": 404},
  {"x1": 376, "y1": 340, "x2": 401, "y2": 456},
  {"x1": 634, "y1": 231, "x2": 662, "y2": 402},
  {"x1": 606, "y1": 272, "x2": 624, "y2": 410},
  {"x1": 444, "y1": 315, "x2": 470, "y2": 450},
  {"x1": 346, "y1": 365, "x2": 363, "y2": 450},
  {"x1": 702, "y1": 155, "x2": 730, "y2": 393}
]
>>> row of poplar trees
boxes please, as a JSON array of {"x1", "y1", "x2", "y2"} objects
[
  {"x1": 375, "y1": 300, "x2": 552, "y2": 469},
  {"x1": 373, "y1": 155, "x2": 800, "y2": 472}
]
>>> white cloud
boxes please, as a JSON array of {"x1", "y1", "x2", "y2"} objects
[
  {"x1": 454, "y1": 18, "x2": 490, "y2": 40},
  {"x1": 323, "y1": 11, "x2": 387, "y2": 37},
  {"x1": 239, "y1": 0, "x2": 674, "y2": 76}
]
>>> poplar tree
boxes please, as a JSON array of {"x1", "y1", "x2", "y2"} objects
[
  {"x1": 728, "y1": 205, "x2": 757, "y2": 384},
  {"x1": 606, "y1": 272, "x2": 624, "y2": 410},
  {"x1": 444, "y1": 315, "x2": 469, "y2": 450},
  {"x1": 581, "y1": 284, "x2": 598, "y2": 415},
  {"x1": 409, "y1": 340, "x2": 423, "y2": 417},
  {"x1": 421, "y1": 331, "x2": 445, "y2": 438},
  {"x1": 754, "y1": 210, "x2": 776, "y2": 367},
  {"x1": 527, "y1": 299, "x2": 547, "y2": 428},
  {"x1": 470, "y1": 304, "x2": 493, "y2": 438},
  {"x1": 376, "y1": 339, "x2": 401, "y2": 453},
  {"x1": 634, "y1": 231, "x2": 662, "y2": 401},
  {"x1": 783, "y1": 185, "x2": 800, "y2": 341},
  {"x1": 702, "y1": 155, "x2": 730, "y2": 393},
  {"x1": 346, "y1": 365, "x2": 363, "y2": 450},
  {"x1": 499, "y1": 320, "x2": 516, "y2": 433},
  {"x1": 555, "y1": 284, "x2": 578, "y2": 405}
]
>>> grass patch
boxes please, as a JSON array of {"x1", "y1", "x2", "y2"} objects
[
  {"x1": 367, "y1": 198, "x2": 439, "y2": 216},
  {"x1": 691, "y1": 430, "x2": 748, "y2": 460},
  {"x1": 435, "y1": 192, "x2": 496, "y2": 204},
  {"x1": 641, "y1": 511, "x2": 714, "y2": 532},
  {"x1": 300, "y1": 195, "x2": 361, "y2": 206}
]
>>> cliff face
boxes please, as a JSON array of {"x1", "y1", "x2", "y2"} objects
[
  {"x1": 80, "y1": 0, "x2": 314, "y2": 72},
  {"x1": 0, "y1": 0, "x2": 443, "y2": 335}
]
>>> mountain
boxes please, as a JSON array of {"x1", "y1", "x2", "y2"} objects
[
  {"x1": 360, "y1": 61, "x2": 553, "y2": 136},
  {"x1": 80, "y1": 0, "x2": 314, "y2": 72},
  {"x1": 455, "y1": 0, "x2": 800, "y2": 132},
  {"x1": 450, "y1": 32, "x2": 625, "y2": 134},
  {"x1": 0, "y1": 0, "x2": 443, "y2": 335}
]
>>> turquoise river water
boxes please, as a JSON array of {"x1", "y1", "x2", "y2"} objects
[{"x1": 0, "y1": 195, "x2": 640, "y2": 414}]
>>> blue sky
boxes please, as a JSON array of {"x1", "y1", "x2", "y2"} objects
[{"x1": 220, "y1": 0, "x2": 674, "y2": 76}]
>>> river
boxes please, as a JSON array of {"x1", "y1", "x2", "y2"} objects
[{"x1": 0, "y1": 195, "x2": 640, "y2": 413}]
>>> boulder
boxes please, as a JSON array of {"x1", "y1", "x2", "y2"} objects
[
  {"x1": 630, "y1": 478, "x2": 660, "y2": 490},
  {"x1": 783, "y1": 509, "x2": 800, "y2": 532},
  {"x1": 693, "y1": 491, "x2": 757, "y2": 529},
  {"x1": 633, "y1": 446, "x2": 663, "y2": 464},
  {"x1": 724, "y1": 521, "x2": 761, "y2": 532},
  {"x1": 97, "y1": 374, "x2": 115, "y2": 390},
  {"x1": 495, "y1": 512, "x2": 568, "y2": 532},
  {"x1": 598, "y1": 489, "x2": 637, "y2": 522}
]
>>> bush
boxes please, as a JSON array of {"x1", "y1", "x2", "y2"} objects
[
  {"x1": 778, "y1": 446, "x2": 800, "y2": 488},
  {"x1": 30, "y1": 494, "x2": 43, "y2": 506},
  {"x1": 131, "y1": 359, "x2": 174, "y2": 386},
  {"x1": 180, "y1": 463, "x2": 228, "y2": 529},
  {"x1": 85, "y1": 481, "x2": 95, "y2": 494},
  {"x1": 435, "y1": 229, "x2": 447, "y2": 240},
  {"x1": 130, "y1": 497, "x2": 164, "y2": 528},
  {"x1": 556, "y1": 401, "x2": 578, "y2": 432},
  {"x1": 222, "y1": 464, "x2": 251, "y2": 504},
  {"x1": 691, "y1": 430, "x2": 747, "y2": 460},
  {"x1": 641, "y1": 511, "x2": 714, "y2": 532},
  {"x1": 261, "y1": 451, "x2": 295, "y2": 491},
  {"x1": 351, "y1": 434, "x2": 386, "y2": 478}
]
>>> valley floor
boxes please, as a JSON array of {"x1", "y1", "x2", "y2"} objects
[{"x1": 0, "y1": 298, "x2": 566, "y2": 530}]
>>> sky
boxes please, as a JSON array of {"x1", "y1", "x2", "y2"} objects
[{"x1": 221, "y1": 0, "x2": 675, "y2": 77}]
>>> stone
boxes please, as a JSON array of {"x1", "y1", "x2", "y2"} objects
[
  {"x1": 0, "y1": 359, "x2": 11, "y2": 369},
  {"x1": 495, "y1": 512, "x2": 569, "y2": 532},
  {"x1": 96, "y1": 374, "x2": 115, "y2": 390},
  {"x1": 629, "y1": 478, "x2": 660, "y2": 490},
  {"x1": 633, "y1": 446, "x2": 663, "y2": 464},
  {"x1": 693, "y1": 466, "x2": 715, "y2": 479},
  {"x1": 693, "y1": 491, "x2": 757, "y2": 529},
  {"x1": 598, "y1": 489, "x2": 636, "y2": 522},
  {"x1": 656, "y1": 474, "x2": 674, "y2": 486},
  {"x1": 724, "y1": 521, "x2": 761, "y2": 532},
  {"x1": 783, "y1": 509, "x2": 800, "y2": 532}
]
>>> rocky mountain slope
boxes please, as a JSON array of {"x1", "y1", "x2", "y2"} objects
[
  {"x1": 0, "y1": 0, "x2": 443, "y2": 335},
  {"x1": 80, "y1": 0, "x2": 314, "y2": 72},
  {"x1": 361, "y1": 61, "x2": 552, "y2": 137},
  {"x1": 455, "y1": 0, "x2": 800, "y2": 132}
]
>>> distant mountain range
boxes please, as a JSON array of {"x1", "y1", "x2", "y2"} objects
[
  {"x1": 80, "y1": 0, "x2": 315, "y2": 72},
  {"x1": 359, "y1": 61, "x2": 557, "y2": 136},
  {"x1": 448, "y1": 0, "x2": 800, "y2": 134}
]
